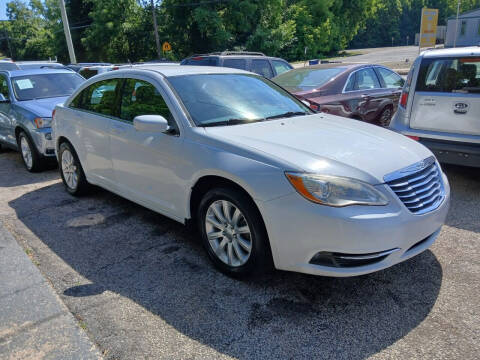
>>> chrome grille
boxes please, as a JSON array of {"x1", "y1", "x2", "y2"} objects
[{"x1": 384, "y1": 156, "x2": 445, "y2": 215}]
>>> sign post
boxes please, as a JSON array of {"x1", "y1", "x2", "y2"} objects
[{"x1": 419, "y1": 8, "x2": 439, "y2": 51}]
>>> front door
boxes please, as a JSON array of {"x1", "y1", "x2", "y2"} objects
[
  {"x1": 0, "y1": 74, "x2": 15, "y2": 146},
  {"x1": 410, "y1": 56, "x2": 480, "y2": 135},
  {"x1": 109, "y1": 77, "x2": 185, "y2": 220}
]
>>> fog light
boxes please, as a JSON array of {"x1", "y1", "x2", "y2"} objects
[{"x1": 45, "y1": 133, "x2": 52, "y2": 140}]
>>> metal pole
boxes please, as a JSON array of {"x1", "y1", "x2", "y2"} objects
[
  {"x1": 58, "y1": 0, "x2": 76, "y2": 63},
  {"x1": 151, "y1": 0, "x2": 162, "y2": 59},
  {"x1": 453, "y1": 0, "x2": 461, "y2": 47}
]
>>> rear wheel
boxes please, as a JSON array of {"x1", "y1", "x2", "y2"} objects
[
  {"x1": 18, "y1": 131, "x2": 44, "y2": 172},
  {"x1": 198, "y1": 187, "x2": 271, "y2": 277},
  {"x1": 59, "y1": 142, "x2": 89, "y2": 195},
  {"x1": 378, "y1": 107, "x2": 393, "y2": 127}
]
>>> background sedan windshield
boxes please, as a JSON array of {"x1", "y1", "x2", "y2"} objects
[
  {"x1": 12, "y1": 73, "x2": 84, "y2": 101},
  {"x1": 168, "y1": 74, "x2": 310, "y2": 126},
  {"x1": 274, "y1": 67, "x2": 345, "y2": 92}
]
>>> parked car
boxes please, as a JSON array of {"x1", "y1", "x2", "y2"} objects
[
  {"x1": 66, "y1": 62, "x2": 112, "y2": 73},
  {"x1": 272, "y1": 64, "x2": 405, "y2": 127},
  {"x1": 0, "y1": 68, "x2": 84, "y2": 171},
  {"x1": 180, "y1": 51, "x2": 292, "y2": 78},
  {"x1": 52, "y1": 65, "x2": 449, "y2": 278},
  {"x1": 390, "y1": 47, "x2": 480, "y2": 167},
  {"x1": 0, "y1": 60, "x2": 68, "y2": 71},
  {"x1": 77, "y1": 65, "x2": 120, "y2": 79}
]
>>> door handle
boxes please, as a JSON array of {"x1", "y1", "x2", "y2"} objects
[{"x1": 361, "y1": 94, "x2": 370, "y2": 99}]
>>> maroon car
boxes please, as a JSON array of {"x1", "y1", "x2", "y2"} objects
[{"x1": 272, "y1": 64, "x2": 405, "y2": 126}]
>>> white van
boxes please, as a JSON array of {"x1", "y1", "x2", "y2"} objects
[{"x1": 390, "y1": 46, "x2": 479, "y2": 167}]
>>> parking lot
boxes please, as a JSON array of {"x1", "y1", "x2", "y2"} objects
[{"x1": 0, "y1": 149, "x2": 478, "y2": 359}]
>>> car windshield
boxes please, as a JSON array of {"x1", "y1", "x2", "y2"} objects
[
  {"x1": 12, "y1": 73, "x2": 84, "y2": 101},
  {"x1": 168, "y1": 74, "x2": 312, "y2": 126},
  {"x1": 273, "y1": 67, "x2": 346, "y2": 91}
]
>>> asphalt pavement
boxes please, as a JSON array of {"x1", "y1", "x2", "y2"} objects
[{"x1": 0, "y1": 148, "x2": 479, "y2": 360}]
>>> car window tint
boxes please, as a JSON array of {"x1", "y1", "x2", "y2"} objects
[
  {"x1": 354, "y1": 68, "x2": 380, "y2": 90},
  {"x1": 120, "y1": 79, "x2": 176, "y2": 129},
  {"x1": 416, "y1": 57, "x2": 480, "y2": 94},
  {"x1": 250, "y1": 59, "x2": 273, "y2": 78},
  {"x1": 222, "y1": 59, "x2": 247, "y2": 70},
  {"x1": 79, "y1": 69, "x2": 99, "y2": 79},
  {"x1": 72, "y1": 79, "x2": 119, "y2": 116},
  {"x1": 0, "y1": 75, "x2": 10, "y2": 99},
  {"x1": 184, "y1": 57, "x2": 217, "y2": 66},
  {"x1": 344, "y1": 72, "x2": 356, "y2": 91},
  {"x1": 377, "y1": 67, "x2": 404, "y2": 88},
  {"x1": 274, "y1": 67, "x2": 345, "y2": 92},
  {"x1": 272, "y1": 60, "x2": 292, "y2": 76}
]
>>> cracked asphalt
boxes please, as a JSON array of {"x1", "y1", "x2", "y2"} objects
[{"x1": 0, "y1": 148, "x2": 479, "y2": 359}]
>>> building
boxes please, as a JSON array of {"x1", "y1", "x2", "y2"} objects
[{"x1": 445, "y1": 8, "x2": 480, "y2": 47}]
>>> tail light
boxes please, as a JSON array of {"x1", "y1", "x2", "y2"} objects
[
  {"x1": 406, "y1": 135, "x2": 419, "y2": 141},
  {"x1": 52, "y1": 109, "x2": 56, "y2": 120},
  {"x1": 301, "y1": 99, "x2": 319, "y2": 111},
  {"x1": 399, "y1": 91, "x2": 409, "y2": 108},
  {"x1": 112, "y1": 66, "x2": 119, "y2": 70}
]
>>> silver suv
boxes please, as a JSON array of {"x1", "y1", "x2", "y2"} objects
[{"x1": 390, "y1": 47, "x2": 479, "y2": 167}]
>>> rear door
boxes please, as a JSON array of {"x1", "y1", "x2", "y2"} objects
[
  {"x1": 410, "y1": 56, "x2": 480, "y2": 135},
  {"x1": 374, "y1": 66, "x2": 404, "y2": 112},
  {"x1": 0, "y1": 74, "x2": 14, "y2": 145}
]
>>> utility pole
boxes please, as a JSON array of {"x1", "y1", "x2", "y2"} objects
[
  {"x1": 151, "y1": 0, "x2": 162, "y2": 59},
  {"x1": 58, "y1": 0, "x2": 76, "y2": 64},
  {"x1": 453, "y1": 0, "x2": 461, "y2": 47}
]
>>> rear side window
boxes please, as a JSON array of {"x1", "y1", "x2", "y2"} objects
[
  {"x1": 416, "y1": 57, "x2": 480, "y2": 93},
  {"x1": 250, "y1": 59, "x2": 273, "y2": 78},
  {"x1": 272, "y1": 60, "x2": 292, "y2": 76},
  {"x1": 79, "y1": 69, "x2": 98, "y2": 79},
  {"x1": 222, "y1": 58, "x2": 247, "y2": 70},
  {"x1": 71, "y1": 79, "x2": 120, "y2": 117},
  {"x1": 184, "y1": 57, "x2": 218, "y2": 66}
]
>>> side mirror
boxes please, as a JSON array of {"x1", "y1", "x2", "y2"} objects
[
  {"x1": 0, "y1": 93, "x2": 10, "y2": 103},
  {"x1": 133, "y1": 115, "x2": 170, "y2": 133}
]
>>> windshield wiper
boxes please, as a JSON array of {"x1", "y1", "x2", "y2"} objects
[
  {"x1": 201, "y1": 118, "x2": 263, "y2": 127},
  {"x1": 264, "y1": 111, "x2": 309, "y2": 120}
]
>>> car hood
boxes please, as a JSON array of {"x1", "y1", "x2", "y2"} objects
[
  {"x1": 17, "y1": 96, "x2": 69, "y2": 118},
  {"x1": 204, "y1": 114, "x2": 433, "y2": 184}
]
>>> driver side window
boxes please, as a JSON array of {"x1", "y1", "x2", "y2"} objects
[{"x1": 0, "y1": 75, "x2": 10, "y2": 100}]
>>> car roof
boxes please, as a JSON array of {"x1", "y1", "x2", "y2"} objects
[
  {"x1": 308, "y1": 63, "x2": 370, "y2": 70},
  {"x1": 117, "y1": 65, "x2": 252, "y2": 77},
  {"x1": 422, "y1": 46, "x2": 480, "y2": 58},
  {"x1": 2, "y1": 68, "x2": 80, "y2": 77}
]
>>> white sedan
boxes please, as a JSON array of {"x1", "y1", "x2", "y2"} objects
[{"x1": 52, "y1": 65, "x2": 450, "y2": 277}]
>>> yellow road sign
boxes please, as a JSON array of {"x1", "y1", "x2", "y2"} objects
[
  {"x1": 162, "y1": 42, "x2": 172, "y2": 52},
  {"x1": 419, "y1": 8, "x2": 438, "y2": 48}
]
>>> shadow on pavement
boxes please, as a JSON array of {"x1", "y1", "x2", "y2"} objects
[
  {"x1": 443, "y1": 165, "x2": 480, "y2": 234},
  {"x1": 8, "y1": 182, "x2": 443, "y2": 359}
]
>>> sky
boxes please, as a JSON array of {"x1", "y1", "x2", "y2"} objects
[{"x1": 1, "y1": 0, "x2": 10, "y2": 21}]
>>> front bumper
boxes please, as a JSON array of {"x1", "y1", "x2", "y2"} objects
[
  {"x1": 257, "y1": 173, "x2": 450, "y2": 277},
  {"x1": 30, "y1": 127, "x2": 56, "y2": 157}
]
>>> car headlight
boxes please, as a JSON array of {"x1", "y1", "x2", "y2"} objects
[
  {"x1": 285, "y1": 172, "x2": 389, "y2": 207},
  {"x1": 34, "y1": 117, "x2": 52, "y2": 129}
]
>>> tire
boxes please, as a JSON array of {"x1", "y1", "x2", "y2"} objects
[
  {"x1": 18, "y1": 131, "x2": 44, "y2": 172},
  {"x1": 197, "y1": 187, "x2": 272, "y2": 277},
  {"x1": 58, "y1": 141, "x2": 89, "y2": 195},
  {"x1": 378, "y1": 107, "x2": 393, "y2": 127}
]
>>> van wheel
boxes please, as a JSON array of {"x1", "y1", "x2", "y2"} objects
[
  {"x1": 59, "y1": 142, "x2": 89, "y2": 195},
  {"x1": 379, "y1": 107, "x2": 393, "y2": 127},
  {"x1": 197, "y1": 187, "x2": 271, "y2": 278},
  {"x1": 18, "y1": 131, "x2": 44, "y2": 172}
]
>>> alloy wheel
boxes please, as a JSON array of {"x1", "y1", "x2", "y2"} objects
[
  {"x1": 205, "y1": 200, "x2": 252, "y2": 267},
  {"x1": 20, "y1": 136, "x2": 33, "y2": 169},
  {"x1": 380, "y1": 108, "x2": 392, "y2": 127},
  {"x1": 61, "y1": 149, "x2": 78, "y2": 190}
]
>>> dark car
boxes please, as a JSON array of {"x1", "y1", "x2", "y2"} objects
[
  {"x1": 272, "y1": 64, "x2": 405, "y2": 126},
  {"x1": 180, "y1": 51, "x2": 292, "y2": 79}
]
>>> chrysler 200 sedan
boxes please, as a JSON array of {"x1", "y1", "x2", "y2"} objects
[{"x1": 52, "y1": 66, "x2": 450, "y2": 277}]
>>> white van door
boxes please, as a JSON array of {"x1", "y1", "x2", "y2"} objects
[{"x1": 410, "y1": 56, "x2": 480, "y2": 135}]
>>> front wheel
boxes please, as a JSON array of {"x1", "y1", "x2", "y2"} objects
[
  {"x1": 18, "y1": 131, "x2": 44, "y2": 172},
  {"x1": 59, "y1": 142, "x2": 89, "y2": 195},
  {"x1": 197, "y1": 187, "x2": 271, "y2": 277}
]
